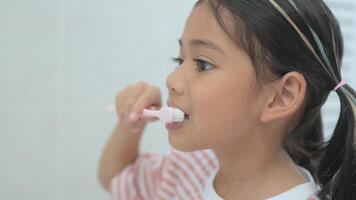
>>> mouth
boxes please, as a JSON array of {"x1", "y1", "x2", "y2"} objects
[
  {"x1": 183, "y1": 113, "x2": 190, "y2": 122},
  {"x1": 167, "y1": 101, "x2": 190, "y2": 123}
]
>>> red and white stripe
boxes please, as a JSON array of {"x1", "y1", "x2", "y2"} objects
[{"x1": 110, "y1": 147, "x2": 218, "y2": 200}]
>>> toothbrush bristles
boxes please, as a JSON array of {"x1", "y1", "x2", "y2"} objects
[{"x1": 173, "y1": 109, "x2": 185, "y2": 122}]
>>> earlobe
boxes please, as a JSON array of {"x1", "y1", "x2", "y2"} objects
[{"x1": 260, "y1": 72, "x2": 306, "y2": 123}]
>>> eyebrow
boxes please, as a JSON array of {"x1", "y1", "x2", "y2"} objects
[{"x1": 178, "y1": 38, "x2": 225, "y2": 55}]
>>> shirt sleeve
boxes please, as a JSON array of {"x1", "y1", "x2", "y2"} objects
[
  {"x1": 110, "y1": 150, "x2": 171, "y2": 200},
  {"x1": 109, "y1": 147, "x2": 219, "y2": 200}
]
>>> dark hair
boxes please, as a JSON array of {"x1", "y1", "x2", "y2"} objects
[{"x1": 198, "y1": 0, "x2": 356, "y2": 199}]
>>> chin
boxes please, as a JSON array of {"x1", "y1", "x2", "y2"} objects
[{"x1": 168, "y1": 133, "x2": 206, "y2": 152}]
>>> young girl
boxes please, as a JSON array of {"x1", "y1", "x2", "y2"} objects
[{"x1": 98, "y1": 0, "x2": 356, "y2": 199}]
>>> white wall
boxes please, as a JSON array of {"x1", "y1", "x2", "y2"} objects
[
  {"x1": 0, "y1": 0, "x2": 194, "y2": 199},
  {"x1": 0, "y1": 0, "x2": 354, "y2": 200}
]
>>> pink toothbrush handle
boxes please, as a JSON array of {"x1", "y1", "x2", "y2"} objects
[
  {"x1": 106, "y1": 105, "x2": 159, "y2": 120},
  {"x1": 106, "y1": 105, "x2": 158, "y2": 113},
  {"x1": 142, "y1": 109, "x2": 160, "y2": 119}
]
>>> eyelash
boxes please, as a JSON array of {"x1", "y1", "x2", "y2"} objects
[{"x1": 171, "y1": 57, "x2": 215, "y2": 72}]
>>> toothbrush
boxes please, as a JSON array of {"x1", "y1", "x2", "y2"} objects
[
  {"x1": 105, "y1": 105, "x2": 185, "y2": 123},
  {"x1": 142, "y1": 106, "x2": 185, "y2": 123}
]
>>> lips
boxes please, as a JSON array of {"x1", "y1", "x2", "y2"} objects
[{"x1": 167, "y1": 101, "x2": 187, "y2": 114}]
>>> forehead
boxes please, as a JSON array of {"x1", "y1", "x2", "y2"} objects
[{"x1": 181, "y1": 1, "x2": 238, "y2": 53}]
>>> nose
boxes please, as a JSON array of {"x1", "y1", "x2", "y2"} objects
[{"x1": 166, "y1": 67, "x2": 185, "y2": 96}]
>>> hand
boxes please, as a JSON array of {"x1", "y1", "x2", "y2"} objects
[{"x1": 115, "y1": 81, "x2": 162, "y2": 134}]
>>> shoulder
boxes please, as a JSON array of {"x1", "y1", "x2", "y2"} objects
[
  {"x1": 168, "y1": 147, "x2": 219, "y2": 173},
  {"x1": 157, "y1": 148, "x2": 219, "y2": 199},
  {"x1": 162, "y1": 147, "x2": 219, "y2": 186}
]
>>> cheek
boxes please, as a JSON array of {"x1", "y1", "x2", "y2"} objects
[
  {"x1": 190, "y1": 79, "x2": 260, "y2": 147},
  {"x1": 192, "y1": 85, "x2": 250, "y2": 136}
]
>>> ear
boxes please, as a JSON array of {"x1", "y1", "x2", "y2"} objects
[{"x1": 260, "y1": 72, "x2": 306, "y2": 123}]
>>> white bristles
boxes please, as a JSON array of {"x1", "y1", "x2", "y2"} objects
[
  {"x1": 142, "y1": 106, "x2": 186, "y2": 123},
  {"x1": 171, "y1": 108, "x2": 185, "y2": 123}
]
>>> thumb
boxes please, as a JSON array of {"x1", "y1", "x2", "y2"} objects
[
  {"x1": 149, "y1": 105, "x2": 158, "y2": 110},
  {"x1": 143, "y1": 105, "x2": 160, "y2": 121}
]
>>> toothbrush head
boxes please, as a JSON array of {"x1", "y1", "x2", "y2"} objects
[
  {"x1": 160, "y1": 106, "x2": 185, "y2": 123},
  {"x1": 171, "y1": 107, "x2": 185, "y2": 123}
]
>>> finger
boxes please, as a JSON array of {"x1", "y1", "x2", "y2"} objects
[
  {"x1": 149, "y1": 105, "x2": 157, "y2": 110},
  {"x1": 115, "y1": 83, "x2": 145, "y2": 122},
  {"x1": 130, "y1": 88, "x2": 161, "y2": 120},
  {"x1": 124, "y1": 89, "x2": 146, "y2": 124},
  {"x1": 149, "y1": 104, "x2": 162, "y2": 110},
  {"x1": 144, "y1": 105, "x2": 159, "y2": 120}
]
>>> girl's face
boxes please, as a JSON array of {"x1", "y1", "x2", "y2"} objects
[{"x1": 166, "y1": 1, "x2": 269, "y2": 152}]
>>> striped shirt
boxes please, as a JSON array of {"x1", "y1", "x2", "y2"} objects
[{"x1": 110, "y1": 147, "x2": 320, "y2": 200}]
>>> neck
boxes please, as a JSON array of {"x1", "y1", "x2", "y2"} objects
[
  {"x1": 214, "y1": 139, "x2": 286, "y2": 183},
  {"x1": 212, "y1": 135, "x2": 307, "y2": 199}
]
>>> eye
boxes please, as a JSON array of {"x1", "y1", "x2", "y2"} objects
[
  {"x1": 171, "y1": 57, "x2": 215, "y2": 72},
  {"x1": 171, "y1": 57, "x2": 183, "y2": 66},
  {"x1": 192, "y1": 58, "x2": 215, "y2": 72}
]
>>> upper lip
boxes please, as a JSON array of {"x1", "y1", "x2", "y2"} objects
[{"x1": 167, "y1": 100, "x2": 189, "y2": 115}]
